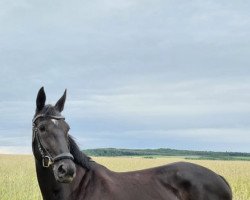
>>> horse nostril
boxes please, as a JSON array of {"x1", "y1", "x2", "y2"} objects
[
  {"x1": 58, "y1": 164, "x2": 67, "y2": 176},
  {"x1": 68, "y1": 167, "x2": 75, "y2": 177}
]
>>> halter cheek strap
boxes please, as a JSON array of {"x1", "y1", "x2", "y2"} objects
[{"x1": 32, "y1": 114, "x2": 74, "y2": 168}]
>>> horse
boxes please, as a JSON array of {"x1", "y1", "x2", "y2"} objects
[{"x1": 32, "y1": 87, "x2": 232, "y2": 200}]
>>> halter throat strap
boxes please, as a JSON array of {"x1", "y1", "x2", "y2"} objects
[{"x1": 32, "y1": 114, "x2": 74, "y2": 168}]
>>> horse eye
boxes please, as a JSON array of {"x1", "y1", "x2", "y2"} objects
[{"x1": 39, "y1": 125, "x2": 46, "y2": 132}]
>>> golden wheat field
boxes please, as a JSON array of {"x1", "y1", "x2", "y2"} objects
[{"x1": 0, "y1": 155, "x2": 249, "y2": 200}]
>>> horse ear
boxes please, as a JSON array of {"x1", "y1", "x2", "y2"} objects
[
  {"x1": 36, "y1": 87, "x2": 46, "y2": 112},
  {"x1": 55, "y1": 89, "x2": 67, "y2": 112}
]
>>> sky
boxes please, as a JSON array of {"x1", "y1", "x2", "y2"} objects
[{"x1": 0, "y1": 0, "x2": 250, "y2": 154}]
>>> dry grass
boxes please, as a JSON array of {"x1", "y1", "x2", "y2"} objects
[{"x1": 0, "y1": 155, "x2": 249, "y2": 200}]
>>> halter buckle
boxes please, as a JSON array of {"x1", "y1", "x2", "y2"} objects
[{"x1": 42, "y1": 156, "x2": 53, "y2": 168}]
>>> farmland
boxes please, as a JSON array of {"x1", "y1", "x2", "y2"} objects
[{"x1": 0, "y1": 155, "x2": 249, "y2": 200}]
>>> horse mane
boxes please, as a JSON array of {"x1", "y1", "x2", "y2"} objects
[{"x1": 68, "y1": 135, "x2": 91, "y2": 170}]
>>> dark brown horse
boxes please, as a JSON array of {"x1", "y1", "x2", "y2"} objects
[{"x1": 32, "y1": 87, "x2": 232, "y2": 200}]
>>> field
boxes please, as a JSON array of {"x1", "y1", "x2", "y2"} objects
[{"x1": 0, "y1": 155, "x2": 249, "y2": 200}]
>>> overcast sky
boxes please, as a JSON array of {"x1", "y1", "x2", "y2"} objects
[{"x1": 0, "y1": 0, "x2": 250, "y2": 154}]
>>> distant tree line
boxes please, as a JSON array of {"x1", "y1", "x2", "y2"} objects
[{"x1": 83, "y1": 148, "x2": 250, "y2": 159}]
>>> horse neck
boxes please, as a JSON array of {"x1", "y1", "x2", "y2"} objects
[{"x1": 70, "y1": 162, "x2": 111, "y2": 200}]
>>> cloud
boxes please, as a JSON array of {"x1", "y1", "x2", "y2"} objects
[{"x1": 2, "y1": 77, "x2": 250, "y2": 153}]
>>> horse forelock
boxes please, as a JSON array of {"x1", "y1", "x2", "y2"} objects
[{"x1": 36, "y1": 104, "x2": 60, "y2": 117}]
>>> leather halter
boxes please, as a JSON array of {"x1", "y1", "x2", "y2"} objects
[{"x1": 32, "y1": 114, "x2": 74, "y2": 168}]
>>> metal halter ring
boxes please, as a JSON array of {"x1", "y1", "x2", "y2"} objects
[{"x1": 43, "y1": 156, "x2": 54, "y2": 168}]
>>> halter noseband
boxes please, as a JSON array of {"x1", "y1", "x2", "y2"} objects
[{"x1": 32, "y1": 114, "x2": 74, "y2": 168}]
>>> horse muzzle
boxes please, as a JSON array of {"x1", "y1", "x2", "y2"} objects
[{"x1": 53, "y1": 159, "x2": 76, "y2": 183}]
